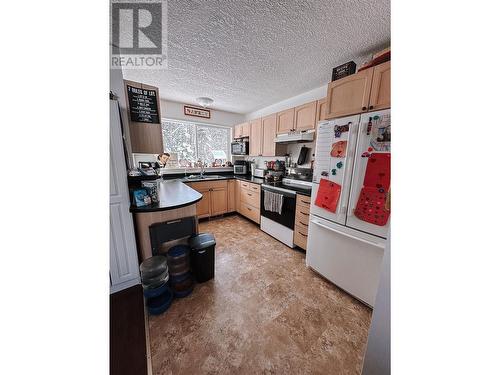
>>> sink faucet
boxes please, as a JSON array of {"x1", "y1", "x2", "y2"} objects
[{"x1": 198, "y1": 160, "x2": 205, "y2": 177}]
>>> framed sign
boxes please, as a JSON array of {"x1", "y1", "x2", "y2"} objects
[
  {"x1": 126, "y1": 85, "x2": 160, "y2": 124},
  {"x1": 184, "y1": 105, "x2": 211, "y2": 119}
]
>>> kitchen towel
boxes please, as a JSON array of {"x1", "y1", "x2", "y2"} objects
[
  {"x1": 264, "y1": 190, "x2": 284, "y2": 214},
  {"x1": 314, "y1": 179, "x2": 341, "y2": 213}
]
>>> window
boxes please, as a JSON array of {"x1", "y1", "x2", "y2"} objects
[{"x1": 161, "y1": 119, "x2": 231, "y2": 168}]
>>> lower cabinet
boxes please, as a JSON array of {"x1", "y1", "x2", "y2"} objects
[
  {"x1": 237, "y1": 180, "x2": 261, "y2": 224},
  {"x1": 227, "y1": 179, "x2": 236, "y2": 212},
  {"x1": 187, "y1": 180, "x2": 229, "y2": 219},
  {"x1": 294, "y1": 194, "x2": 311, "y2": 250}
]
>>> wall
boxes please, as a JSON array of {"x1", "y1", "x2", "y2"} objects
[{"x1": 160, "y1": 99, "x2": 245, "y2": 127}]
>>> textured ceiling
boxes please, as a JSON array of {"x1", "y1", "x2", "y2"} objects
[{"x1": 121, "y1": 0, "x2": 390, "y2": 114}]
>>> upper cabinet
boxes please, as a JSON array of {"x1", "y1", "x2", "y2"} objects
[
  {"x1": 325, "y1": 61, "x2": 391, "y2": 119},
  {"x1": 294, "y1": 100, "x2": 317, "y2": 131},
  {"x1": 261, "y1": 113, "x2": 287, "y2": 157},
  {"x1": 233, "y1": 122, "x2": 250, "y2": 138},
  {"x1": 316, "y1": 98, "x2": 327, "y2": 122},
  {"x1": 325, "y1": 68, "x2": 373, "y2": 119},
  {"x1": 249, "y1": 118, "x2": 263, "y2": 156},
  {"x1": 368, "y1": 61, "x2": 391, "y2": 111},
  {"x1": 276, "y1": 108, "x2": 295, "y2": 134}
]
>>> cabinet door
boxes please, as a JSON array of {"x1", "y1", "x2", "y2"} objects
[
  {"x1": 240, "y1": 122, "x2": 250, "y2": 137},
  {"x1": 227, "y1": 180, "x2": 236, "y2": 212},
  {"x1": 196, "y1": 190, "x2": 211, "y2": 218},
  {"x1": 235, "y1": 180, "x2": 241, "y2": 213},
  {"x1": 294, "y1": 101, "x2": 317, "y2": 131},
  {"x1": 276, "y1": 108, "x2": 295, "y2": 134},
  {"x1": 325, "y1": 68, "x2": 373, "y2": 119},
  {"x1": 316, "y1": 98, "x2": 327, "y2": 122},
  {"x1": 234, "y1": 124, "x2": 241, "y2": 139},
  {"x1": 211, "y1": 188, "x2": 228, "y2": 216},
  {"x1": 249, "y1": 118, "x2": 263, "y2": 156},
  {"x1": 368, "y1": 61, "x2": 391, "y2": 111},
  {"x1": 262, "y1": 113, "x2": 277, "y2": 156}
]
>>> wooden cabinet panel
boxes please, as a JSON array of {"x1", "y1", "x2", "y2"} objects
[
  {"x1": 325, "y1": 68, "x2": 373, "y2": 119},
  {"x1": 241, "y1": 189, "x2": 260, "y2": 208},
  {"x1": 261, "y1": 114, "x2": 277, "y2": 156},
  {"x1": 241, "y1": 202, "x2": 260, "y2": 224},
  {"x1": 240, "y1": 122, "x2": 250, "y2": 137},
  {"x1": 276, "y1": 108, "x2": 295, "y2": 134},
  {"x1": 369, "y1": 61, "x2": 391, "y2": 111},
  {"x1": 295, "y1": 210, "x2": 310, "y2": 229},
  {"x1": 296, "y1": 194, "x2": 311, "y2": 208},
  {"x1": 227, "y1": 180, "x2": 236, "y2": 212},
  {"x1": 124, "y1": 80, "x2": 163, "y2": 154},
  {"x1": 294, "y1": 101, "x2": 317, "y2": 131},
  {"x1": 210, "y1": 188, "x2": 228, "y2": 216},
  {"x1": 316, "y1": 98, "x2": 327, "y2": 122},
  {"x1": 249, "y1": 118, "x2": 263, "y2": 156},
  {"x1": 235, "y1": 180, "x2": 241, "y2": 213},
  {"x1": 196, "y1": 190, "x2": 211, "y2": 218},
  {"x1": 234, "y1": 124, "x2": 241, "y2": 139},
  {"x1": 294, "y1": 225, "x2": 308, "y2": 250}
]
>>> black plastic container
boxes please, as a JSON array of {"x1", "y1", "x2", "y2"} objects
[{"x1": 189, "y1": 233, "x2": 216, "y2": 283}]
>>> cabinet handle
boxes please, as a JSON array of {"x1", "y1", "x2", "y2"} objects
[
  {"x1": 300, "y1": 200, "x2": 309, "y2": 205},
  {"x1": 299, "y1": 221, "x2": 308, "y2": 226},
  {"x1": 247, "y1": 207, "x2": 251, "y2": 211},
  {"x1": 362, "y1": 106, "x2": 367, "y2": 111},
  {"x1": 300, "y1": 211, "x2": 309, "y2": 216},
  {"x1": 369, "y1": 105, "x2": 374, "y2": 110},
  {"x1": 247, "y1": 193, "x2": 252, "y2": 196},
  {"x1": 299, "y1": 232, "x2": 308, "y2": 237}
]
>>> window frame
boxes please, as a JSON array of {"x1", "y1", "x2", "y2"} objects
[{"x1": 160, "y1": 117, "x2": 233, "y2": 169}]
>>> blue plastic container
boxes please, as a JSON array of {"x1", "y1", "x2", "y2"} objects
[
  {"x1": 143, "y1": 281, "x2": 170, "y2": 299},
  {"x1": 146, "y1": 287, "x2": 173, "y2": 315}
]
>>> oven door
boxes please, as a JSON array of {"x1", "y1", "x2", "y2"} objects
[{"x1": 260, "y1": 185, "x2": 296, "y2": 229}]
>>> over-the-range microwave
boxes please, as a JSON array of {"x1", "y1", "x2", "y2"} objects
[{"x1": 231, "y1": 141, "x2": 249, "y2": 155}]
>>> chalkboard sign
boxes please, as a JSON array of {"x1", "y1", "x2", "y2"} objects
[{"x1": 126, "y1": 85, "x2": 160, "y2": 124}]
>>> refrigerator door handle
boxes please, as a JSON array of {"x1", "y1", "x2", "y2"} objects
[{"x1": 310, "y1": 218, "x2": 385, "y2": 249}]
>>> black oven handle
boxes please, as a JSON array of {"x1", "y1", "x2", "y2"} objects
[{"x1": 261, "y1": 185, "x2": 297, "y2": 198}]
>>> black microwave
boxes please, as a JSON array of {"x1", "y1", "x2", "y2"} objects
[{"x1": 231, "y1": 141, "x2": 249, "y2": 155}]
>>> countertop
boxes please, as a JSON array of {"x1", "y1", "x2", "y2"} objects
[{"x1": 130, "y1": 179, "x2": 203, "y2": 213}]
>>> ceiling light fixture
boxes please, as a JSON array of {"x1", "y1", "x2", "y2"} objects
[{"x1": 195, "y1": 97, "x2": 214, "y2": 108}]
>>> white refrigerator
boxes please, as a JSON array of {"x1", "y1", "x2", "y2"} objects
[{"x1": 306, "y1": 109, "x2": 390, "y2": 306}]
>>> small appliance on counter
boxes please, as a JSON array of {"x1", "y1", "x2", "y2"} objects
[
  {"x1": 231, "y1": 140, "x2": 249, "y2": 155},
  {"x1": 233, "y1": 160, "x2": 247, "y2": 175},
  {"x1": 253, "y1": 168, "x2": 267, "y2": 178}
]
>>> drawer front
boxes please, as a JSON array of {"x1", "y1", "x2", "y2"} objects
[
  {"x1": 240, "y1": 181, "x2": 250, "y2": 190},
  {"x1": 241, "y1": 202, "x2": 260, "y2": 224},
  {"x1": 240, "y1": 181, "x2": 261, "y2": 193},
  {"x1": 294, "y1": 225, "x2": 308, "y2": 250},
  {"x1": 241, "y1": 189, "x2": 260, "y2": 208},
  {"x1": 248, "y1": 183, "x2": 261, "y2": 193},
  {"x1": 296, "y1": 194, "x2": 311, "y2": 208},
  {"x1": 295, "y1": 209, "x2": 310, "y2": 228}
]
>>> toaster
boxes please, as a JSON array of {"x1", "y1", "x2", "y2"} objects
[{"x1": 253, "y1": 168, "x2": 267, "y2": 178}]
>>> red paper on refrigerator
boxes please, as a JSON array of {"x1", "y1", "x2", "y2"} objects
[
  {"x1": 354, "y1": 187, "x2": 390, "y2": 226},
  {"x1": 355, "y1": 152, "x2": 390, "y2": 226},
  {"x1": 314, "y1": 179, "x2": 341, "y2": 213}
]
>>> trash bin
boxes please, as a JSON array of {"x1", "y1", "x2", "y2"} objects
[{"x1": 189, "y1": 233, "x2": 216, "y2": 283}]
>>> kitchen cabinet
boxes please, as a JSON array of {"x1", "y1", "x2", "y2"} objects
[
  {"x1": 249, "y1": 118, "x2": 263, "y2": 156},
  {"x1": 235, "y1": 180, "x2": 241, "y2": 213},
  {"x1": 316, "y1": 98, "x2": 327, "y2": 122},
  {"x1": 294, "y1": 194, "x2": 311, "y2": 250},
  {"x1": 227, "y1": 179, "x2": 236, "y2": 212},
  {"x1": 124, "y1": 80, "x2": 163, "y2": 154},
  {"x1": 325, "y1": 68, "x2": 373, "y2": 119},
  {"x1": 368, "y1": 61, "x2": 391, "y2": 111},
  {"x1": 186, "y1": 180, "x2": 228, "y2": 218},
  {"x1": 325, "y1": 61, "x2": 391, "y2": 119},
  {"x1": 294, "y1": 101, "x2": 317, "y2": 131},
  {"x1": 237, "y1": 181, "x2": 261, "y2": 224},
  {"x1": 276, "y1": 108, "x2": 295, "y2": 134},
  {"x1": 233, "y1": 122, "x2": 250, "y2": 138}
]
